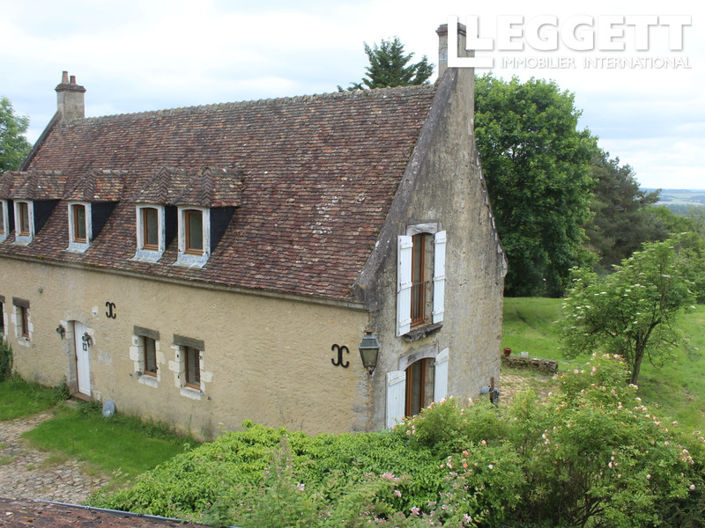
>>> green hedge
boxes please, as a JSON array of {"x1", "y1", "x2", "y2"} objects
[{"x1": 93, "y1": 354, "x2": 705, "y2": 527}]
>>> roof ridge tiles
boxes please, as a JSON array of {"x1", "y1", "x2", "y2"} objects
[{"x1": 69, "y1": 84, "x2": 437, "y2": 123}]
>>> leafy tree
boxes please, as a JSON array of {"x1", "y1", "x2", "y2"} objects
[
  {"x1": 474, "y1": 75, "x2": 598, "y2": 296},
  {"x1": 0, "y1": 96, "x2": 31, "y2": 173},
  {"x1": 586, "y1": 151, "x2": 667, "y2": 273},
  {"x1": 340, "y1": 37, "x2": 433, "y2": 91},
  {"x1": 561, "y1": 236, "x2": 695, "y2": 384}
]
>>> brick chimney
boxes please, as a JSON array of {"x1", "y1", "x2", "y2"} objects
[
  {"x1": 436, "y1": 22, "x2": 468, "y2": 78},
  {"x1": 55, "y1": 71, "x2": 86, "y2": 121}
]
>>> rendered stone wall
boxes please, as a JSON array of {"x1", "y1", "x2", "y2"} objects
[
  {"x1": 1, "y1": 258, "x2": 368, "y2": 439},
  {"x1": 355, "y1": 66, "x2": 505, "y2": 431}
]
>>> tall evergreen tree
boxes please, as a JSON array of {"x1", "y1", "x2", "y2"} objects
[
  {"x1": 0, "y1": 96, "x2": 31, "y2": 173},
  {"x1": 340, "y1": 37, "x2": 433, "y2": 91},
  {"x1": 586, "y1": 151, "x2": 666, "y2": 274}
]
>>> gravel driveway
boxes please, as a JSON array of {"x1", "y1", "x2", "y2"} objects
[{"x1": 0, "y1": 413, "x2": 109, "y2": 504}]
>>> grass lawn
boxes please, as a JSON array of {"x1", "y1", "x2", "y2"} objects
[
  {"x1": 0, "y1": 376, "x2": 67, "y2": 420},
  {"x1": 502, "y1": 297, "x2": 705, "y2": 433},
  {"x1": 23, "y1": 402, "x2": 195, "y2": 487}
]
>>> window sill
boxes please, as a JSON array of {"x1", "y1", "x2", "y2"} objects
[
  {"x1": 131, "y1": 249, "x2": 164, "y2": 263},
  {"x1": 66, "y1": 242, "x2": 90, "y2": 253},
  {"x1": 174, "y1": 252, "x2": 209, "y2": 268},
  {"x1": 180, "y1": 385, "x2": 203, "y2": 400},
  {"x1": 402, "y1": 323, "x2": 443, "y2": 342},
  {"x1": 13, "y1": 236, "x2": 32, "y2": 246},
  {"x1": 137, "y1": 373, "x2": 158, "y2": 388}
]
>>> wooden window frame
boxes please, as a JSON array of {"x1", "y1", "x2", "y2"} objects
[
  {"x1": 183, "y1": 346, "x2": 201, "y2": 388},
  {"x1": 410, "y1": 233, "x2": 427, "y2": 326},
  {"x1": 405, "y1": 358, "x2": 428, "y2": 417},
  {"x1": 142, "y1": 335, "x2": 157, "y2": 376},
  {"x1": 71, "y1": 203, "x2": 87, "y2": 243},
  {"x1": 0, "y1": 201, "x2": 5, "y2": 235},
  {"x1": 141, "y1": 207, "x2": 159, "y2": 251},
  {"x1": 184, "y1": 209, "x2": 204, "y2": 255},
  {"x1": 19, "y1": 306, "x2": 29, "y2": 338},
  {"x1": 18, "y1": 202, "x2": 30, "y2": 237}
]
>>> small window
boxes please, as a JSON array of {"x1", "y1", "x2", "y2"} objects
[
  {"x1": 175, "y1": 207, "x2": 209, "y2": 267},
  {"x1": 18, "y1": 202, "x2": 30, "y2": 236},
  {"x1": 0, "y1": 201, "x2": 5, "y2": 237},
  {"x1": 71, "y1": 204, "x2": 87, "y2": 243},
  {"x1": 142, "y1": 208, "x2": 159, "y2": 250},
  {"x1": 143, "y1": 336, "x2": 157, "y2": 376},
  {"x1": 20, "y1": 306, "x2": 29, "y2": 338},
  {"x1": 12, "y1": 298, "x2": 30, "y2": 341},
  {"x1": 183, "y1": 346, "x2": 201, "y2": 388},
  {"x1": 184, "y1": 209, "x2": 203, "y2": 255},
  {"x1": 411, "y1": 234, "x2": 428, "y2": 326},
  {"x1": 405, "y1": 358, "x2": 434, "y2": 417}
]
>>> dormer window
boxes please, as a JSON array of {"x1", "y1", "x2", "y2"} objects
[
  {"x1": 0, "y1": 200, "x2": 8, "y2": 241},
  {"x1": 67, "y1": 201, "x2": 91, "y2": 252},
  {"x1": 176, "y1": 206, "x2": 210, "y2": 267},
  {"x1": 185, "y1": 209, "x2": 203, "y2": 254},
  {"x1": 142, "y1": 207, "x2": 159, "y2": 250},
  {"x1": 14, "y1": 201, "x2": 34, "y2": 244},
  {"x1": 72, "y1": 204, "x2": 87, "y2": 242},
  {"x1": 132, "y1": 205, "x2": 166, "y2": 263}
]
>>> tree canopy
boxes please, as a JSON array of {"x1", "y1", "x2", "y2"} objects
[
  {"x1": 340, "y1": 37, "x2": 433, "y2": 91},
  {"x1": 474, "y1": 75, "x2": 598, "y2": 296},
  {"x1": 0, "y1": 96, "x2": 31, "y2": 173},
  {"x1": 561, "y1": 236, "x2": 696, "y2": 384},
  {"x1": 585, "y1": 151, "x2": 667, "y2": 274}
]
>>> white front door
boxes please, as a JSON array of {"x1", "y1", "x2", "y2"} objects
[{"x1": 74, "y1": 321, "x2": 91, "y2": 396}]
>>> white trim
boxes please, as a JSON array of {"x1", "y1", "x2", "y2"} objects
[
  {"x1": 133, "y1": 204, "x2": 165, "y2": 262},
  {"x1": 12, "y1": 303, "x2": 32, "y2": 345},
  {"x1": 433, "y1": 347, "x2": 450, "y2": 402},
  {"x1": 405, "y1": 222, "x2": 438, "y2": 236},
  {"x1": 13, "y1": 200, "x2": 34, "y2": 245},
  {"x1": 0, "y1": 200, "x2": 8, "y2": 241},
  {"x1": 397, "y1": 343, "x2": 439, "y2": 371},
  {"x1": 129, "y1": 332, "x2": 162, "y2": 388},
  {"x1": 385, "y1": 369, "x2": 406, "y2": 429},
  {"x1": 396, "y1": 235, "x2": 413, "y2": 336},
  {"x1": 432, "y1": 231, "x2": 446, "y2": 324},
  {"x1": 66, "y1": 201, "x2": 91, "y2": 253},
  {"x1": 175, "y1": 206, "x2": 210, "y2": 268}
]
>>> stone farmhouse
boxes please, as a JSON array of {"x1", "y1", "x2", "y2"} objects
[{"x1": 0, "y1": 24, "x2": 505, "y2": 439}]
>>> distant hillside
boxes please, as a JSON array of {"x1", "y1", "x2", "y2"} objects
[{"x1": 643, "y1": 188, "x2": 705, "y2": 215}]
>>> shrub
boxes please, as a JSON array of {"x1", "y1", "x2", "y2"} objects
[
  {"x1": 0, "y1": 340, "x2": 12, "y2": 381},
  {"x1": 394, "y1": 397, "x2": 509, "y2": 456},
  {"x1": 95, "y1": 355, "x2": 705, "y2": 527}
]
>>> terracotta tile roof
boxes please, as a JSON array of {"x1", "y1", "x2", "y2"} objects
[
  {"x1": 0, "y1": 85, "x2": 437, "y2": 301},
  {"x1": 63, "y1": 170, "x2": 128, "y2": 202},
  {"x1": 137, "y1": 167, "x2": 243, "y2": 207},
  {"x1": 0, "y1": 170, "x2": 68, "y2": 200},
  {"x1": 0, "y1": 497, "x2": 212, "y2": 527}
]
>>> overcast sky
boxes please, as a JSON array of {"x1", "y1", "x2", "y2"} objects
[{"x1": 1, "y1": 0, "x2": 702, "y2": 189}]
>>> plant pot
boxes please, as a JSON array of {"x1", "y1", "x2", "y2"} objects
[{"x1": 503, "y1": 347, "x2": 511, "y2": 357}]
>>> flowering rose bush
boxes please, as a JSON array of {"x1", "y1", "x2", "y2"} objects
[{"x1": 93, "y1": 354, "x2": 704, "y2": 527}]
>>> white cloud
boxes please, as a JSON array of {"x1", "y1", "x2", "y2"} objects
[{"x1": 1, "y1": 0, "x2": 703, "y2": 189}]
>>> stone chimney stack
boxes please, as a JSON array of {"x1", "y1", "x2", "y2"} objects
[
  {"x1": 55, "y1": 71, "x2": 86, "y2": 121},
  {"x1": 436, "y1": 22, "x2": 468, "y2": 78}
]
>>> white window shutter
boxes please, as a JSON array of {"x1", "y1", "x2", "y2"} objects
[
  {"x1": 397, "y1": 235, "x2": 413, "y2": 336},
  {"x1": 434, "y1": 348, "x2": 450, "y2": 402},
  {"x1": 432, "y1": 231, "x2": 447, "y2": 324},
  {"x1": 386, "y1": 370, "x2": 406, "y2": 429}
]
